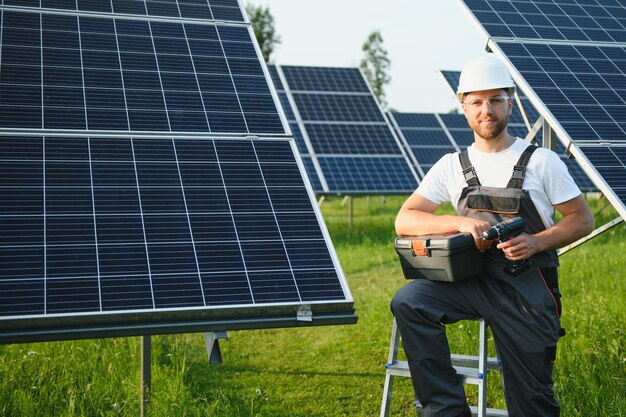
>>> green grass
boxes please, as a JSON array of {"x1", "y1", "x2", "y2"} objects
[{"x1": 0, "y1": 196, "x2": 624, "y2": 416}]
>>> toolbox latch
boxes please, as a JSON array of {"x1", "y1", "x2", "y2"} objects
[{"x1": 412, "y1": 239, "x2": 429, "y2": 256}]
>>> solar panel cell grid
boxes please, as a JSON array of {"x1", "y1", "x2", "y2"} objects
[
  {"x1": 280, "y1": 66, "x2": 371, "y2": 93},
  {"x1": 0, "y1": 137, "x2": 345, "y2": 319},
  {"x1": 2, "y1": 0, "x2": 245, "y2": 22},
  {"x1": 318, "y1": 156, "x2": 418, "y2": 193},
  {"x1": 464, "y1": 0, "x2": 626, "y2": 43},
  {"x1": 499, "y1": 41, "x2": 626, "y2": 143},
  {"x1": 273, "y1": 64, "x2": 419, "y2": 194},
  {"x1": 0, "y1": 10, "x2": 283, "y2": 135}
]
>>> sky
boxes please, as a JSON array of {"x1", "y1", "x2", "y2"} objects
[{"x1": 243, "y1": 0, "x2": 489, "y2": 114}]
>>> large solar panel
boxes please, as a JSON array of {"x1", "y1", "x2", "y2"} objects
[
  {"x1": 270, "y1": 65, "x2": 420, "y2": 195},
  {"x1": 439, "y1": 69, "x2": 596, "y2": 191},
  {"x1": 458, "y1": 0, "x2": 626, "y2": 218},
  {"x1": 0, "y1": 5, "x2": 282, "y2": 134},
  {"x1": 0, "y1": 2, "x2": 355, "y2": 344}
]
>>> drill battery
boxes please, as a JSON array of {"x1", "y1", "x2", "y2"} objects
[{"x1": 395, "y1": 232, "x2": 481, "y2": 282}]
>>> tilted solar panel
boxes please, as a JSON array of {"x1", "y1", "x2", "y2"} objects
[
  {"x1": 458, "y1": 0, "x2": 626, "y2": 218},
  {"x1": 0, "y1": 8, "x2": 282, "y2": 134},
  {"x1": 273, "y1": 65, "x2": 420, "y2": 195},
  {"x1": 0, "y1": 2, "x2": 355, "y2": 344}
]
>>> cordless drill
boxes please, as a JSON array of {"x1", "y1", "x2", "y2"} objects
[{"x1": 479, "y1": 217, "x2": 530, "y2": 276}]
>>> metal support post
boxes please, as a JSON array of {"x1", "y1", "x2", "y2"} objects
[
  {"x1": 141, "y1": 335, "x2": 151, "y2": 417},
  {"x1": 204, "y1": 331, "x2": 228, "y2": 364},
  {"x1": 542, "y1": 119, "x2": 557, "y2": 152},
  {"x1": 349, "y1": 196, "x2": 353, "y2": 228}
]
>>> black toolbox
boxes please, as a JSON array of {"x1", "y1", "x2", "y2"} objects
[{"x1": 395, "y1": 232, "x2": 481, "y2": 282}]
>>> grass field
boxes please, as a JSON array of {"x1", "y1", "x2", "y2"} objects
[{"x1": 0, "y1": 196, "x2": 624, "y2": 416}]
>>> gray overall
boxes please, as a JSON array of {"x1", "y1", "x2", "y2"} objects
[{"x1": 391, "y1": 146, "x2": 563, "y2": 417}]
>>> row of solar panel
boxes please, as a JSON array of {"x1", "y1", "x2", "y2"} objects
[
  {"x1": 269, "y1": 65, "x2": 420, "y2": 195},
  {"x1": 0, "y1": 10, "x2": 283, "y2": 133},
  {"x1": 1, "y1": 0, "x2": 244, "y2": 22}
]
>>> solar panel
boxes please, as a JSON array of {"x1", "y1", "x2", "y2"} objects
[
  {"x1": 388, "y1": 112, "x2": 459, "y2": 176},
  {"x1": 438, "y1": 69, "x2": 596, "y2": 191},
  {"x1": 458, "y1": 0, "x2": 626, "y2": 218},
  {"x1": 0, "y1": 3, "x2": 355, "y2": 344},
  {"x1": 0, "y1": 6, "x2": 282, "y2": 134},
  {"x1": 271, "y1": 65, "x2": 419, "y2": 195}
]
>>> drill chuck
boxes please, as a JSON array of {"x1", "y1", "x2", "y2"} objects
[
  {"x1": 480, "y1": 217, "x2": 526, "y2": 241},
  {"x1": 480, "y1": 217, "x2": 530, "y2": 276}
]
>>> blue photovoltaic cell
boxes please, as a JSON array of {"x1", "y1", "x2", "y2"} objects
[
  {"x1": 280, "y1": 66, "x2": 371, "y2": 93},
  {"x1": 304, "y1": 124, "x2": 400, "y2": 155},
  {"x1": 576, "y1": 145, "x2": 626, "y2": 201},
  {"x1": 291, "y1": 93, "x2": 386, "y2": 123},
  {"x1": 461, "y1": 0, "x2": 626, "y2": 43},
  {"x1": 275, "y1": 65, "x2": 419, "y2": 194},
  {"x1": 498, "y1": 41, "x2": 626, "y2": 144},
  {"x1": 389, "y1": 112, "x2": 458, "y2": 175},
  {"x1": 0, "y1": 9, "x2": 283, "y2": 134},
  {"x1": 318, "y1": 156, "x2": 419, "y2": 194},
  {"x1": 0, "y1": 136, "x2": 346, "y2": 318},
  {"x1": 268, "y1": 65, "x2": 324, "y2": 193},
  {"x1": 1, "y1": 0, "x2": 245, "y2": 22}
]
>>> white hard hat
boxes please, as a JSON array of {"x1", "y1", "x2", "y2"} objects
[{"x1": 457, "y1": 55, "x2": 515, "y2": 101}]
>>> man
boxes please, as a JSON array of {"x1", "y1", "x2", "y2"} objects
[{"x1": 390, "y1": 55, "x2": 594, "y2": 417}]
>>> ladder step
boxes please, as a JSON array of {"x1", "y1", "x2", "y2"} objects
[
  {"x1": 469, "y1": 405, "x2": 509, "y2": 416},
  {"x1": 451, "y1": 353, "x2": 501, "y2": 371},
  {"x1": 385, "y1": 361, "x2": 484, "y2": 384},
  {"x1": 413, "y1": 401, "x2": 508, "y2": 416}
]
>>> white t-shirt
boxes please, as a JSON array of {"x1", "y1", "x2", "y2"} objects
[{"x1": 416, "y1": 138, "x2": 581, "y2": 229}]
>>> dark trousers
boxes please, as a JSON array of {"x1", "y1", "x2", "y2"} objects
[{"x1": 390, "y1": 264, "x2": 561, "y2": 417}]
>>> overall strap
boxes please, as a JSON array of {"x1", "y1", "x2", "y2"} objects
[
  {"x1": 459, "y1": 150, "x2": 481, "y2": 186},
  {"x1": 506, "y1": 145, "x2": 538, "y2": 189}
]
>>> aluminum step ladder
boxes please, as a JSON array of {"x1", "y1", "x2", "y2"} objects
[{"x1": 381, "y1": 318, "x2": 508, "y2": 417}]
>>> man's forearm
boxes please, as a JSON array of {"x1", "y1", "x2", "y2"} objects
[{"x1": 533, "y1": 210, "x2": 594, "y2": 253}]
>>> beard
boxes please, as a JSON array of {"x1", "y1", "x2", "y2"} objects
[{"x1": 469, "y1": 112, "x2": 509, "y2": 140}]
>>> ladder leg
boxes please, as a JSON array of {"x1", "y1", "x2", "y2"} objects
[
  {"x1": 380, "y1": 373, "x2": 395, "y2": 417},
  {"x1": 380, "y1": 319, "x2": 402, "y2": 417},
  {"x1": 477, "y1": 320, "x2": 488, "y2": 417}
]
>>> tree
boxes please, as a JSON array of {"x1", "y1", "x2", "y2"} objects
[
  {"x1": 360, "y1": 30, "x2": 391, "y2": 108},
  {"x1": 246, "y1": 4, "x2": 281, "y2": 63}
]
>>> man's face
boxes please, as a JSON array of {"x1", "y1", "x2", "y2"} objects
[{"x1": 461, "y1": 89, "x2": 513, "y2": 141}]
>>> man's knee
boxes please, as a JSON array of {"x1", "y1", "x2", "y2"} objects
[{"x1": 390, "y1": 280, "x2": 431, "y2": 319}]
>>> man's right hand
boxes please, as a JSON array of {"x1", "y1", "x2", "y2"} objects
[{"x1": 455, "y1": 217, "x2": 493, "y2": 252}]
